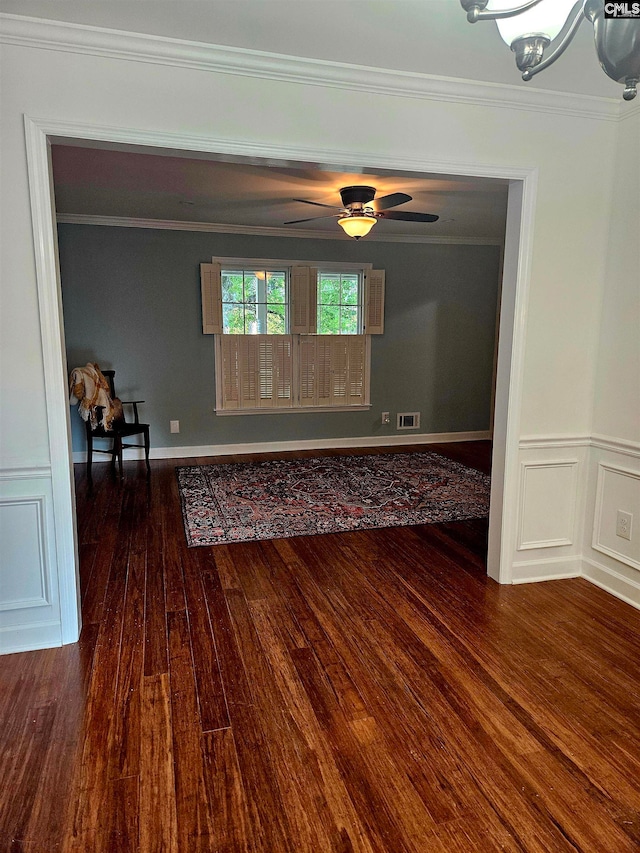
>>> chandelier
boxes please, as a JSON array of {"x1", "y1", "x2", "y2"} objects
[{"x1": 460, "y1": 0, "x2": 640, "y2": 100}]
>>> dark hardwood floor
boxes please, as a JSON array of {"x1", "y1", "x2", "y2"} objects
[{"x1": 2, "y1": 441, "x2": 640, "y2": 852}]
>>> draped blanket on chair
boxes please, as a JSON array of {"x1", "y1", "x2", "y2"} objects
[{"x1": 69, "y1": 363, "x2": 122, "y2": 430}]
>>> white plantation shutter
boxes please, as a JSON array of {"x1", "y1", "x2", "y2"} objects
[
  {"x1": 316, "y1": 337, "x2": 334, "y2": 406},
  {"x1": 364, "y1": 269, "x2": 385, "y2": 334},
  {"x1": 347, "y1": 335, "x2": 366, "y2": 401},
  {"x1": 220, "y1": 336, "x2": 241, "y2": 407},
  {"x1": 200, "y1": 262, "x2": 223, "y2": 334},
  {"x1": 299, "y1": 336, "x2": 316, "y2": 407},
  {"x1": 290, "y1": 266, "x2": 317, "y2": 334},
  {"x1": 257, "y1": 336, "x2": 293, "y2": 408},
  {"x1": 218, "y1": 336, "x2": 293, "y2": 410},
  {"x1": 240, "y1": 337, "x2": 259, "y2": 407},
  {"x1": 299, "y1": 335, "x2": 368, "y2": 407}
]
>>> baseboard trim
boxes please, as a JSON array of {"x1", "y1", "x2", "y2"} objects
[
  {"x1": 0, "y1": 619, "x2": 63, "y2": 656},
  {"x1": 511, "y1": 556, "x2": 582, "y2": 584},
  {"x1": 72, "y1": 430, "x2": 491, "y2": 463},
  {"x1": 581, "y1": 557, "x2": 640, "y2": 611}
]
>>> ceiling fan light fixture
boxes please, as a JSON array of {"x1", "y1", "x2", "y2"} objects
[{"x1": 337, "y1": 214, "x2": 378, "y2": 239}]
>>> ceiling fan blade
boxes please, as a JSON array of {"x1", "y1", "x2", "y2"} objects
[
  {"x1": 373, "y1": 192, "x2": 413, "y2": 211},
  {"x1": 378, "y1": 210, "x2": 439, "y2": 223},
  {"x1": 292, "y1": 198, "x2": 342, "y2": 210},
  {"x1": 284, "y1": 214, "x2": 337, "y2": 224}
]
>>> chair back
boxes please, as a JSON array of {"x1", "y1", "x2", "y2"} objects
[
  {"x1": 83, "y1": 368, "x2": 123, "y2": 436},
  {"x1": 101, "y1": 369, "x2": 117, "y2": 398}
]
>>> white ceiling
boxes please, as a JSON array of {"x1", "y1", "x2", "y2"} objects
[{"x1": 13, "y1": 0, "x2": 615, "y2": 243}]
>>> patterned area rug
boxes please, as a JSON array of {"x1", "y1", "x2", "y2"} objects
[{"x1": 177, "y1": 451, "x2": 490, "y2": 547}]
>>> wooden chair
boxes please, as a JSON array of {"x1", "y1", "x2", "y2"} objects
[{"x1": 85, "y1": 369, "x2": 150, "y2": 480}]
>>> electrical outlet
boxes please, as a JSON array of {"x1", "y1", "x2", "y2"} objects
[
  {"x1": 170, "y1": 420, "x2": 180, "y2": 434},
  {"x1": 381, "y1": 411, "x2": 390, "y2": 425},
  {"x1": 616, "y1": 510, "x2": 633, "y2": 541}
]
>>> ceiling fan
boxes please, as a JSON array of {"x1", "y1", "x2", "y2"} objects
[{"x1": 284, "y1": 185, "x2": 439, "y2": 239}]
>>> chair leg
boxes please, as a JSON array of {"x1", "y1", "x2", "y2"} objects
[
  {"x1": 114, "y1": 435, "x2": 123, "y2": 478},
  {"x1": 86, "y1": 431, "x2": 93, "y2": 481},
  {"x1": 144, "y1": 427, "x2": 151, "y2": 475}
]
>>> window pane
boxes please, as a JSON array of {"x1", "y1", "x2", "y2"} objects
[
  {"x1": 319, "y1": 305, "x2": 340, "y2": 335},
  {"x1": 341, "y1": 306, "x2": 358, "y2": 334},
  {"x1": 267, "y1": 303, "x2": 286, "y2": 334},
  {"x1": 223, "y1": 303, "x2": 245, "y2": 334},
  {"x1": 320, "y1": 276, "x2": 341, "y2": 305},
  {"x1": 222, "y1": 271, "x2": 243, "y2": 303},
  {"x1": 267, "y1": 272, "x2": 286, "y2": 303},
  {"x1": 341, "y1": 275, "x2": 359, "y2": 305},
  {"x1": 245, "y1": 305, "x2": 258, "y2": 334},
  {"x1": 244, "y1": 274, "x2": 258, "y2": 304}
]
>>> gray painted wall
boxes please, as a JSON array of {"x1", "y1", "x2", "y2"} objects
[{"x1": 59, "y1": 225, "x2": 501, "y2": 451}]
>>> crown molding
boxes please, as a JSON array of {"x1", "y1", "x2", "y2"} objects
[
  {"x1": 0, "y1": 13, "x2": 622, "y2": 122},
  {"x1": 56, "y1": 213, "x2": 504, "y2": 246}
]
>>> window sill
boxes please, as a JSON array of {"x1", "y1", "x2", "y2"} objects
[{"x1": 215, "y1": 405, "x2": 371, "y2": 416}]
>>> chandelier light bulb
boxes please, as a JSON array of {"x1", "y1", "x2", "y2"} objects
[{"x1": 487, "y1": 0, "x2": 577, "y2": 46}]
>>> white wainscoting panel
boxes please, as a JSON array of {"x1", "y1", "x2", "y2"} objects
[
  {"x1": 0, "y1": 496, "x2": 50, "y2": 610},
  {"x1": 517, "y1": 459, "x2": 579, "y2": 550},
  {"x1": 0, "y1": 467, "x2": 62, "y2": 654},
  {"x1": 592, "y1": 462, "x2": 640, "y2": 571}
]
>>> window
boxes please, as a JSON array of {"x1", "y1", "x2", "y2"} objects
[
  {"x1": 221, "y1": 268, "x2": 288, "y2": 334},
  {"x1": 201, "y1": 258, "x2": 384, "y2": 414},
  {"x1": 316, "y1": 271, "x2": 362, "y2": 335}
]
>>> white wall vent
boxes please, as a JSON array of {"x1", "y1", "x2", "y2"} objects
[{"x1": 397, "y1": 412, "x2": 420, "y2": 430}]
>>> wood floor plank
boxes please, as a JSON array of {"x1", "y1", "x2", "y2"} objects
[
  {"x1": 161, "y1": 463, "x2": 187, "y2": 614},
  {"x1": 61, "y1": 483, "x2": 137, "y2": 852},
  {"x1": 198, "y1": 565, "x2": 296, "y2": 852},
  {"x1": 201, "y1": 728, "x2": 253, "y2": 853},
  {"x1": 108, "y1": 548, "x2": 146, "y2": 781},
  {"x1": 248, "y1": 597, "x2": 377, "y2": 853},
  {"x1": 224, "y1": 587, "x2": 340, "y2": 853},
  {"x1": 291, "y1": 644, "x2": 446, "y2": 853},
  {"x1": 102, "y1": 774, "x2": 139, "y2": 853},
  {"x1": 0, "y1": 701, "x2": 56, "y2": 849},
  {"x1": 80, "y1": 478, "x2": 127, "y2": 625},
  {"x1": 139, "y1": 673, "x2": 178, "y2": 853},
  {"x1": 19, "y1": 627, "x2": 99, "y2": 851},
  {"x1": 167, "y1": 610, "x2": 214, "y2": 851},
  {"x1": 182, "y1": 548, "x2": 229, "y2": 732}
]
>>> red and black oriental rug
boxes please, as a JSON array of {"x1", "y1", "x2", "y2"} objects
[{"x1": 176, "y1": 451, "x2": 490, "y2": 547}]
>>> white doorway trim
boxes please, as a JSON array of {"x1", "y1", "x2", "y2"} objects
[{"x1": 24, "y1": 114, "x2": 537, "y2": 642}]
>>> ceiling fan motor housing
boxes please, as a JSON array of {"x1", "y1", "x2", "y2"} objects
[{"x1": 340, "y1": 185, "x2": 377, "y2": 211}]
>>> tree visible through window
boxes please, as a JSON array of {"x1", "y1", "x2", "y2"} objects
[
  {"x1": 221, "y1": 269, "x2": 287, "y2": 334},
  {"x1": 317, "y1": 272, "x2": 362, "y2": 334}
]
